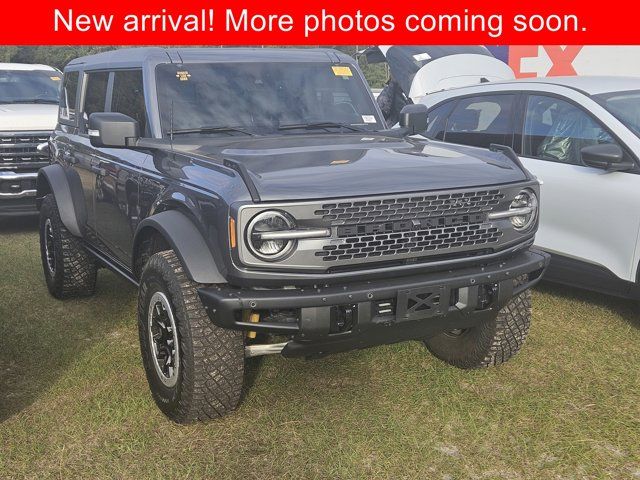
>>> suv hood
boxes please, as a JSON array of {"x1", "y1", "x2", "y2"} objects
[
  {"x1": 184, "y1": 134, "x2": 528, "y2": 202},
  {"x1": 0, "y1": 103, "x2": 58, "y2": 132}
]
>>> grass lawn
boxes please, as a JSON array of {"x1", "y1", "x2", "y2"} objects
[{"x1": 1, "y1": 217, "x2": 639, "y2": 479}]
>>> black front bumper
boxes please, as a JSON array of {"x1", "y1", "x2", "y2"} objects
[
  {"x1": 0, "y1": 197, "x2": 38, "y2": 216},
  {"x1": 198, "y1": 249, "x2": 549, "y2": 358},
  {"x1": 0, "y1": 171, "x2": 39, "y2": 216}
]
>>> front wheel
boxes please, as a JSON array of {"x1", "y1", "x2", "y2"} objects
[
  {"x1": 138, "y1": 250, "x2": 245, "y2": 423},
  {"x1": 39, "y1": 194, "x2": 97, "y2": 299},
  {"x1": 424, "y1": 277, "x2": 532, "y2": 369}
]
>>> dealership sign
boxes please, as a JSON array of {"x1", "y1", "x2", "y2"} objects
[{"x1": 487, "y1": 45, "x2": 640, "y2": 78}]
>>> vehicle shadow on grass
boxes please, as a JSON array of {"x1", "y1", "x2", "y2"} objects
[
  {"x1": 0, "y1": 217, "x2": 137, "y2": 421},
  {"x1": 536, "y1": 281, "x2": 639, "y2": 330}
]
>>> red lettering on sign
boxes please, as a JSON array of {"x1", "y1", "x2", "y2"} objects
[
  {"x1": 508, "y1": 45, "x2": 540, "y2": 78},
  {"x1": 544, "y1": 45, "x2": 582, "y2": 76}
]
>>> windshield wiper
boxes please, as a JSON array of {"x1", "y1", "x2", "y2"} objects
[
  {"x1": 0, "y1": 98, "x2": 59, "y2": 104},
  {"x1": 278, "y1": 122, "x2": 365, "y2": 133},
  {"x1": 167, "y1": 126, "x2": 256, "y2": 136}
]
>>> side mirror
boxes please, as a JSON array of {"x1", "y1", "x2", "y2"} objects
[
  {"x1": 581, "y1": 144, "x2": 634, "y2": 172},
  {"x1": 88, "y1": 112, "x2": 139, "y2": 148},
  {"x1": 399, "y1": 104, "x2": 428, "y2": 135}
]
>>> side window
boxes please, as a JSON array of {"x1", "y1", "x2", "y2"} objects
[
  {"x1": 111, "y1": 70, "x2": 147, "y2": 135},
  {"x1": 523, "y1": 95, "x2": 616, "y2": 165},
  {"x1": 444, "y1": 95, "x2": 515, "y2": 148},
  {"x1": 426, "y1": 101, "x2": 455, "y2": 141},
  {"x1": 83, "y1": 71, "x2": 109, "y2": 120},
  {"x1": 59, "y1": 71, "x2": 79, "y2": 124}
]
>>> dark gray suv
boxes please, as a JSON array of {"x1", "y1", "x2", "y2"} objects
[{"x1": 37, "y1": 47, "x2": 549, "y2": 423}]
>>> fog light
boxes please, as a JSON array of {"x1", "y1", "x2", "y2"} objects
[{"x1": 330, "y1": 305, "x2": 357, "y2": 333}]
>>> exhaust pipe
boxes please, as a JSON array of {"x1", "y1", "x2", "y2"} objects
[{"x1": 245, "y1": 342, "x2": 287, "y2": 358}]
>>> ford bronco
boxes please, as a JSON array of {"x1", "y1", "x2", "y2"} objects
[{"x1": 37, "y1": 47, "x2": 548, "y2": 423}]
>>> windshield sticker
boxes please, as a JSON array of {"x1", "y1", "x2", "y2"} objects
[
  {"x1": 362, "y1": 115, "x2": 377, "y2": 124},
  {"x1": 176, "y1": 71, "x2": 191, "y2": 81},
  {"x1": 413, "y1": 53, "x2": 432, "y2": 62},
  {"x1": 50, "y1": 76, "x2": 61, "y2": 81},
  {"x1": 332, "y1": 66, "x2": 353, "y2": 77}
]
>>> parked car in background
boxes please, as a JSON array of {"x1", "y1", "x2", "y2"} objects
[
  {"x1": 419, "y1": 76, "x2": 640, "y2": 299},
  {"x1": 360, "y1": 46, "x2": 514, "y2": 126},
  {"x1": 37, "y1": 47, "x2": 548, "y2": 422},
  {"x1": 360, "y1": 46, "x2": 514, "y2": 104},
  {"x1": 0, "y1": 63, "x2": 60, "y2": 216}
]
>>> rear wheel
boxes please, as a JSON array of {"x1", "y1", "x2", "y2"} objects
[
  {"x1": 39, "y1": 194, "x2": 97, "y2": 299},
  {"x1": 424, "y1": 277, "x2": 532, "y2": 369},
  {"x1": 138, "y1": 250, "x2": 245, "y2": 423}
]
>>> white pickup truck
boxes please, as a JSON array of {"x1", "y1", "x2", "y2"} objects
[{"x1": 0, "y1": 63, "x2": 60, "y2": 216}]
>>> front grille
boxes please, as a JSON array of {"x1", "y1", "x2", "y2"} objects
[
  {"x1": 314, "y1": 189, "x2": 504, "y2": 263},
  {"x1": 316, "y1": 222, "x2": 502, "y2": 262},
  {"x1": 236, "y1": 185, "x2": 528, "y2": 272},
  {"x1": 0, "y1": 132, "x2": 50, "y2": 169},
  {"x1": 314, "y1": 190, "x2": 504, "y2": 226}
]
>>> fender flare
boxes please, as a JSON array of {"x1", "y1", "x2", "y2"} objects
[
  {"x1": 134, "y1": 210, "x2": 226, "y2": 284},
  {"x1": 36, "y1": 164, "x2": 86, "y2": 237}
]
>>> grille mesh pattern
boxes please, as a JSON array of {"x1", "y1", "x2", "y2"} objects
[
  {"x1": 0, "y1": 133, "x2": 50, "y2": 168},
  {"x1": 312, "y1": 189, "x2": 505, "y2": 263},
  {"x1": 316, "y1": 223, "x2": 501, "y2": 262},
  {"x1": 314, "y1": 190, "x2": 504, "y2": 226}
]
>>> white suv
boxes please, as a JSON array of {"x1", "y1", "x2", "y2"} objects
[
  {"x1": 418, "y1": 76, "x2": 640, "y2": 298},
  {"x1": 0, "y1": 63, "x2": 60, "y2": 216}
]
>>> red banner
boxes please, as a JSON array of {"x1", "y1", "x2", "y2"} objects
[{"x1": 1, "y1": 0, "x2": 638, "y2": 45}]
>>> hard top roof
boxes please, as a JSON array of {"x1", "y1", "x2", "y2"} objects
[{"x1": 66, "y1": 47, "x2": 354, "y2": 71}]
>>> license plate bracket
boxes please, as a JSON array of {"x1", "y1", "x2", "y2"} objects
[{"x1": 396, "y1": 285, "x2": 450, "y2": 321}]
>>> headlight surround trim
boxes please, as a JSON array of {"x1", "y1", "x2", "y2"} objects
[
  {"x1": 246, "y1": 210, "x2": 297, "y2": 261},
  {"x1": 509, "y1": 188, "x2": 538, "y2": 232}
]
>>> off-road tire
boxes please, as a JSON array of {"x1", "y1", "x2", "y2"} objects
[
  {"x1": 138, "y1": 250, "x2": 245, "y2": 423},
  {"x1": 424, "y1": 276, "x2": 532, "y2": 369},
  {"x1": 39, "y1": 194, "x2": 97, "y2": 299}
]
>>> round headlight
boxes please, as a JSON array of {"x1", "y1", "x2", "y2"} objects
[
  {"x1": 246, "y1": 210, "x2": 295, "y2": 261},
  {"x1": 509, "y1": 189, "x2": 538, "y2": 231}
]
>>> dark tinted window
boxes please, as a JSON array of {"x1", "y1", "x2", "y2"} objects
[
  {"x1": 59, "y1": 71, "x2": 79, "y2": 123},
  {"x1": 111, "y1": 70, "x2": 147, "y2": 134},
  {"x1": 425, "y1": 101, "x2": 455, "y2": 140},
  {"x1": 83, "y1": 71, "x2": 109, "y2": 118},
  {"x1": 523, "y1": 95, "x2": 616, "y2": 165},
  {"x1": 444, "y1": 95, "x2": 515, "y2": 148}
]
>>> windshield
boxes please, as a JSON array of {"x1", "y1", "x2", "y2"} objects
[
  {"x1": 156, "y1": 62, "x2": 383, "y2": 136},
  {"x1": 595, "y1": 90, "x2": 640, "y2": 138},
  {"x1": 0, "y1": 69, "x2": 61, "y2": 104}
]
